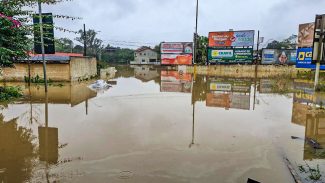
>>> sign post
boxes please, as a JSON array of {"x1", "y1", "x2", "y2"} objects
[
  {"x1": 313, "y1": 15, "x2": 325, "y2": 89},
  {"x1": 37, "y1": 0, "x2": 48, "y2": 93}
]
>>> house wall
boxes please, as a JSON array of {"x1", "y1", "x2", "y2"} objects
[
  {"x1": 133, "y1": 50, "x2": 158, "y2": 64},
  {"x1": 1, "y1": 63, "x2": 70, "y2": 82},
  {"x1": 70, "y1": 57, "x2": 97, "y2": 81}
]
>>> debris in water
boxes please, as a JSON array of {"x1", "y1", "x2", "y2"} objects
[
  {"x1": 88, "y1": 80, "x2": 112, "y2": 92},
  {"x1": 247, "y1": 178, "x2": 261, "y2": 183}
]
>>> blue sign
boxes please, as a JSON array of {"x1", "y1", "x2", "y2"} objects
[{"x1": 296, "y1": 48, "x2": 325, "y2": 69}]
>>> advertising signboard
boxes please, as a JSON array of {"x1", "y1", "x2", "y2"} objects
[
  {"x1": 33, "y1": 13, "x2": 55, "y2": 54},
  {"x1": 296, "y1": 48, "x2": 325, "y2": 69},
  {"x1": 160, "y1": 71, "x2": 192, "y2": 93},
  {"x1": 261, "y1": 49, "x2": 297, "y2": 65},
  {"x1": 298, "y1": 23, "x2": 315, "y2": 48},
  {"x1": 161, "y1": 54, "x2": 193, "y2": 65},
  {"x1": 208, "y1": 48, "x2": 253, "y2": 64},
  {"x1": 208, "y1": 30, "x2": 255, "y2": 47},
  {"x1": 161, "y1": 42, "x2": 193, "y2": 65}
]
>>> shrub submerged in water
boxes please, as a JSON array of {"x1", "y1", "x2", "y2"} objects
[{"x1": 0, "y1": 86, "x2": 23, "y2": 101}]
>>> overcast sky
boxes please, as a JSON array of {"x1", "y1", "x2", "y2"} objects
[{"x1": 41, "y1": 0, "x2": 325, "y2": 48}]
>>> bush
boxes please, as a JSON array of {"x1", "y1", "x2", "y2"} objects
[{"x1": 0, "y1": 86, "x2": 23, "y2": 101}]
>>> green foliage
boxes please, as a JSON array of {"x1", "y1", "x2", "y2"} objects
[
  {"x1": 0, "y1": 86, "x2": 23, "y2": 101},
  {"x1": 55, "y1": 37, "x2": 74, "y2": 52},
  {"x1": 266, "y1": 34, "x2": 297, "y2": 49},
  {"x1": 195, "y1": 35, "x2": 208, "y2": 65},
  {"x1": 24, "y1": 75, "x2": 53, "y2": 83},
  {"x1": 102, "y1": 46, "x2": 134, "y2": 64},
  {"x1": 75, "y1": 29, "x2": 104, "y2": 59},
  {"x1": 0, "y1": 2, "x2": 29, "y2": 67}
]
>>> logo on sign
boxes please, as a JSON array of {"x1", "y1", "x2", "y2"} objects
[{"x1": 212, "y1": 50, "x2": 233, "y2": 58}]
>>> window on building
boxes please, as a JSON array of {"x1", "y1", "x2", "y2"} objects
[{"x1": 142, "y1": 59, "x2": 145, "y2": 62}]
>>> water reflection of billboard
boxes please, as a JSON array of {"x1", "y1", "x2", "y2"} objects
[
  {"x1": 206, "y1": 93, "x2": 250, "y2": 110},
  {"x1": 304, "y1": 113, "x2": 325, "y2": 160},
  {"x1": 161, "y1": 42, "x2": 193, "y2": 65},
  {"x1": 291, "y1": 102, "x2": 310, "y2": 126},
  {"x1": 161, "y1": 71, "x2": 192, "y2": 93},
  {"x1": 209, "y1": 78, "x2": 251, "y2": 93},
  {"x1": 262, "y1": 49, "x2": 297, "y2": 65}
]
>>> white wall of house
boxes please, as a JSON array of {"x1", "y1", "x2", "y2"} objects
[{"x1": 132, "y1": 49, "x2": 159, "y2": 65}]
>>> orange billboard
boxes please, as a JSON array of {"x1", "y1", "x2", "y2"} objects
[
  {"x1": 208, "y1": 30, "x2": 255, "y2": 47},
  {"x1": 161, "y1": 54, "x2": 193, "y2": 65}
]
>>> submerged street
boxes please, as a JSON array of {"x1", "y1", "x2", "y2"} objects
[{"x1": 1, "y1": 66, "x2": 324, "y2": 183}]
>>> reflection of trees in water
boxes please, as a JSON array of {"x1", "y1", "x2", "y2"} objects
[
  {"x1": 0, "y1": 114, "x2": 37, "y2": 183},
  {"x1": 192, "y1": 75, "x2": 207, "y2": 104}
]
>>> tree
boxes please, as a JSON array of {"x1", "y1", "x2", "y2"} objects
[
  {"x1": 266, "y1": 34, "x2": 298, "y2": 49},
  {"x1": 55, "y1": 38, "x2": 74, "y2": 53},
  {"x1": 75, "y1": 29, "x2": 104, "y2": 59},
  {"x1": 195, "y1": 35, "x2": 208, "y2": 65},
  {"x1": 0, "y1": 0, "x2": 77, "y2": 67},
  {"x1": 0, "y1": 1, "x2": 29, "y2": 67}
]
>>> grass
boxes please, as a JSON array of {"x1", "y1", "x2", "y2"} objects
[
  {"x1": 298, "y1": 163, "x2": 322, "y2": 181},
  {"x1": 0, "y1": 86, "x2": 23, "y2": 102}
]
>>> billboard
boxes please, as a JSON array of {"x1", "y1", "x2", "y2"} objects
[
  {"x1": 208, "y1": 30, "x2": 255, "y2": 47},
  {"x1": 261, "y1": 49, "x2": 297, "y2": 65},
  {"x1": 161, "y1": 42, "x2": 193, "y2": 65},
  {"x1": 298, "y1": 23, "x2": 315, "y2": 48},
  {"x1": 33, "y1": 13, "x2": 55, "y2": 54},
  {"x1": 160, "y1": 71, "x2": 192, "y2": 93},
  {"x1": 161, "y1": 54, "x2": 193, "y2": 65},
  {"x1": 208, "y1": 48, "x2": 253, "y2": 64},
  {"x1": 296, "y1": 48, "x2": 325, "y2": 69}
]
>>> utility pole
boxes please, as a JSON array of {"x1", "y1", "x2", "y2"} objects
[
  {"x1": 193, "y1": 0, "x2": 199, "y2": 65},
  {"x1": 83, "y1": 24, "x2": 87, "y2": 56},
  {"x1": 38, "y1": 0, "x2": 48, "y2": 92},
  {"x1": 314, "y1": 15, "x2": 325, "y2": 89}
]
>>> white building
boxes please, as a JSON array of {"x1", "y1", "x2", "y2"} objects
[{"x1": 131, "y1": 47, "x2": 159, "y2": 65}]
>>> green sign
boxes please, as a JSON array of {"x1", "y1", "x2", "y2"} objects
[{"x1": 208, "y1": 48, "x2": 253, "y2": 64}]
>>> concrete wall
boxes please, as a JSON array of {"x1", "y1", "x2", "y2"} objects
[
  {"x1": 1, "y1": 63, "x2": 70, "y2": 82},
  {"x1": 186, "y1": 65, "x2": 298, "y2": 78},
  {"x1": 70, "y1": 57, "x2": 97, "y2": 81}
]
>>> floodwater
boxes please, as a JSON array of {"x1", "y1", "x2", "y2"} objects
[{"x1": 1, "y1": 65, "x2": 325, "y2": 183}]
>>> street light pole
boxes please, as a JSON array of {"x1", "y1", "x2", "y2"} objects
[
  {"x1": 193, "y1": 0, "x2": 199, "y2": 65},
  {"x1": 38, "y1": 0, "x2": 48, "y2": 92}
]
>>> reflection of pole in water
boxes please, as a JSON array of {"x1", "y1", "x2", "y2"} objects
[
  {"x1": 253, "y1": 67, "x2": 258, "y2": 110},
  {"x1": 86, "y1": 99, "x2": 88, "y2": 115},
  {"x1": 190, "y1": 75, "x2": 196, "y2": 148},
  {"x1": 190, "y1": 103, "x2": 196, "y2": 148}
]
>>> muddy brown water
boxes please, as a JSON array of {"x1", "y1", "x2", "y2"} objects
[{"x1": 1, "y1": 65, "x2": 325, "y2": 183}]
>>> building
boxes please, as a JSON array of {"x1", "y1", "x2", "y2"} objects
[
  {"x1": 0, "y1": 53, "x2": 97, "y2": 82},
  {"x1": 131, "y1": 46, "x2": 159, "y2": 65}
]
